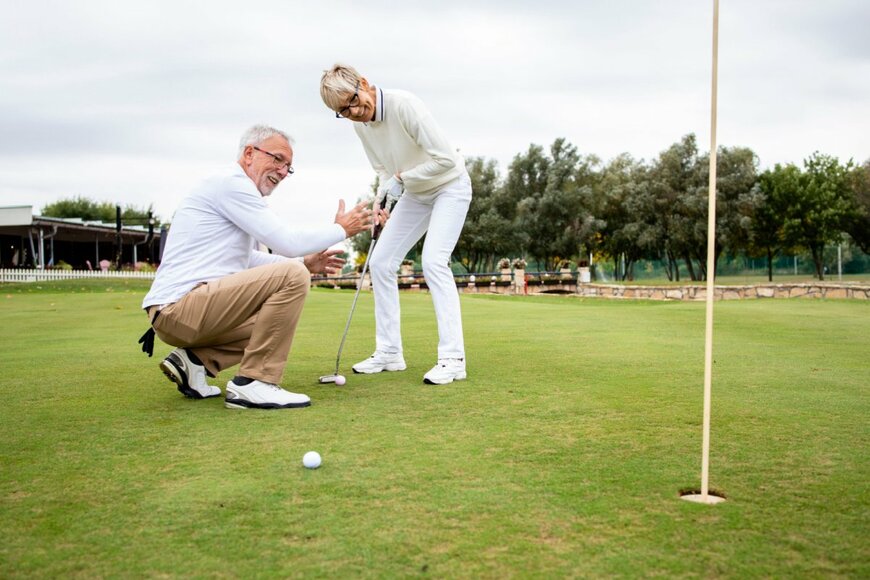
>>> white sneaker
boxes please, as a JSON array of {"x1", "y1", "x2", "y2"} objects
[
  {"x1": 423, "y1": 358, "x2": 467, "y2": 385},
  {"x1": 352, "y1": 351, "x2": 407, "y2": 374},
  {"x1": 160, "y1": 348, "x2": 221, "y2": 399},
  {"x1": 225, "y1": 379, "x2": 311, "y2": 409}
]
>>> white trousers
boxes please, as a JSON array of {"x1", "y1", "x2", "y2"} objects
[{"x1": 369, "y1": 173, "x2": 472, "y2": 360}]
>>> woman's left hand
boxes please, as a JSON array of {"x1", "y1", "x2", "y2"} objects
[{"x1": 373, "y1": 204, "x2": 392, "y2": 231}]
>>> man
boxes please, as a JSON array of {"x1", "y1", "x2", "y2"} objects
[{"x1": 139, "y1": 124, "x2": 377, "y2": 409}]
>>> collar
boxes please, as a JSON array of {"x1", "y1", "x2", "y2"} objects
[{"x1": 371, "y1": 87, "x2": 385, "y2": 123}]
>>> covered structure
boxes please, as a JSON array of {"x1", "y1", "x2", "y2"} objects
[{"x1": 0, "y1": 205, "x2": 163, "y2": 270}]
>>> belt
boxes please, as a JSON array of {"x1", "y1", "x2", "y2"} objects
[
  {"x1": 147, "y1": 303, "x2": 170, "y2": 315},
  {"x1": 145, "y1": 304, "x2": 172, "y2": 326}
]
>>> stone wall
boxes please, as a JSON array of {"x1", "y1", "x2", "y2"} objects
[
  {"x1": 575, "y1": 283, "x2": 869, "y2": 301},
  {"x1": 314, "y1": 275, "x2": 868, "y2": 300}
]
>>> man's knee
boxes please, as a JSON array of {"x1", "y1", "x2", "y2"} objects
[{"x1": 276, "y1": 260, "x2": 311, "y2": 290}]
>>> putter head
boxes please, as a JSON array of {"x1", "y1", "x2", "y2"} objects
[{"x1": 319, "y1": 375, "x2": 338, "y2": 384}]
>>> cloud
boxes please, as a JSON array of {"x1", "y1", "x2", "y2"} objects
[{"x1": 0, "y1": 0, "x2": 867, "y2": 224}]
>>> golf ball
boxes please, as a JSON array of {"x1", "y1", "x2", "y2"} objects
[
  {"x1": 303, "y1": 451, "x2": 321, "y2": 469},
  {"x1": 335, "y1": 375, "x2": 346, "y2": 386}
]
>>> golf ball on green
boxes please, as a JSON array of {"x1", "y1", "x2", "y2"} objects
[
  {"x1": 303, "y1": 451, "x2": 321, "y2": 469},
  {"x1": 335, "y1": 375, "x2": 346, "y2": 386}
]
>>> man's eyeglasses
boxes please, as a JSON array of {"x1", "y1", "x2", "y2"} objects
[
  {"x1": 335, "y1": 82, "x2": 360, "y2": 118},
  {"x1": 253, "y1": 146, "x2": 294, "y2": 174}
]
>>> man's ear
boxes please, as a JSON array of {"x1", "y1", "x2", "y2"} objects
[{"x1": 240, "y1": 145, "x2": 253, "y2": 165}]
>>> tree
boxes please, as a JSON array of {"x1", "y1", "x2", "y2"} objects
[
  {"x1": 41, "y1": 196, "x2": 157, "y2": 225},
  {"x1": 538, "y1": 139, "x2": 603, "y2": 270},
  {"x1": 502, "y1": 144, "x2": 551, "y2": 267},
  {"x1": 781, "y1": 153, "x2": 855, "y2": 280},
  {"x1": 649, "y1": 134, "x2": 703, "y2": 280},
  {"x1": 754, "y1": 164, "x2": 800, "y2": 281},
  {"x1": 599, "y1": 154, "x2": 656, "y2": 280},
  {"x1": 501, "y1": 139, "x2": 607, "y2": 270},
  {"x1": 650, "y1": 136, "x2": 760, "y2": 281},
  {"x1": 453, "y1": 157, "x2": 506, "y2": 273},
  {"x1": 696, "y1": 146, "x2": 761, "y2": 276},
  {"x1": 844, "y1": 159, "x2": 870, "y2": 254}
]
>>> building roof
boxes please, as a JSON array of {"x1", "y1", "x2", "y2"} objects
[{"x1": 0, "y1": 206, "x2": 161, "y2": 242}]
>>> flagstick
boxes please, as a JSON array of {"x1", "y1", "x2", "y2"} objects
[{"x1": 683, "y1": 0, "x2": 725, "y2": 505}]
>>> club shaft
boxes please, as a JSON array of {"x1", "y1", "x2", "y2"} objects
[
  {"x1": 332, "y1": 195, "x2": 390, "y2": 375},
  {"x1": 333, "y1": 236, "x2": 377, "y2": 375}
]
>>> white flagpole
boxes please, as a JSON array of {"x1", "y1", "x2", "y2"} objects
[{"x1": 683, "y1": 0, "x2": 725, "y2": 505}]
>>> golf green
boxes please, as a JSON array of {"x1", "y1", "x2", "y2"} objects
[{"x1": 1, "y1": 282, "x2": 867, "y2": 577}]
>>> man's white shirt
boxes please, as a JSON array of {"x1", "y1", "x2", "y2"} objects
[{"x1": 143, "y1": 163, "x2": 345, "y2": 308}]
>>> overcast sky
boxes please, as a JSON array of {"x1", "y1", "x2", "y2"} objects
[{"x1": 1, "y1": 0, "x2": 867, "y2": 237}]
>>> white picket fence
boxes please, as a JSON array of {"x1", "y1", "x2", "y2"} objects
[{"x1": 0, "y1": 268, "x2": 156, "y2": 283}]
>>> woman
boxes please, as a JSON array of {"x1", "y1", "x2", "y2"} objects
[{"x1": 320, "y1": 64, "x2": 472, "y2": 385}]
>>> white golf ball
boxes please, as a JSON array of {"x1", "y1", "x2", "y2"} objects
[
  {"x1": 303, "y1": 451, "x2": 322, "y2": 469},
  {"x1": 335, "y1": 375, "x2": 346, "y2": 386}
]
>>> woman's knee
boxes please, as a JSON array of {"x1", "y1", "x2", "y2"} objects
[
  {"x1": 422, "y1": 256, "x2": 451, "y2": 281},
  {"x1": 369, "y1": 255, "x2": 398, "y2": 279}
]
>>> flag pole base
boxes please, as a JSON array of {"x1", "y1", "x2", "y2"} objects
[{"x1": 680, "y1": 492, "x2": 726, "y2": 505}]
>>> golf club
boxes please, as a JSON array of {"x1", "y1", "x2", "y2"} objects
[{"x1": 319, "y1": 194, "x2": 391, "y2": 384}]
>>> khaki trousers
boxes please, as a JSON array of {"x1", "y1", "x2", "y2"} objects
[{"x1": 149, "y1": 261, "x2": 310, "y2": 384}]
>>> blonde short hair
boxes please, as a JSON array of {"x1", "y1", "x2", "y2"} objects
[{"x1": 320, "y1": 63, "x2": 363, "y2": 112}]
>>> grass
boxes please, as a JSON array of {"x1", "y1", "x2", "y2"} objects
[{"x1": 0, "y1": 281, "x2": 868, "y2": 577}]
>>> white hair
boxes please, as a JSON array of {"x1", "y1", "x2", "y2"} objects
[{"x1": 237, "y1": 125, "x2": 294, "y2": 156}]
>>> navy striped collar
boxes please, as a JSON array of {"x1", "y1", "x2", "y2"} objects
[{"x1": 372, "y1": 87, "x2": 385, "y2": 123}]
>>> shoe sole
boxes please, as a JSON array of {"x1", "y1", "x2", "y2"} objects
[
  {"x1": 224, "y1": 399, "x2": 311, "y2": 410},
  {"x1": 159, "y1": 357, "x2": 219, "y2": 400},
  {"x1": 423, "y1": 372, "x2": 467, "y2": 385},
  {"x1": 352, "y1": 363, "x2": 407, "y2": 374}
]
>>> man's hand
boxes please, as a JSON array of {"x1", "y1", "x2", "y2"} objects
[
  {"x1": 335, "y1": 199, "x2": 373, "y2": 237},
  {"x1": 303, "y1": 249, "x2": 346, "y2": 275}
]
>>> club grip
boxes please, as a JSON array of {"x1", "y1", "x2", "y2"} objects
[{"x1": 372, "y1": 195, "x2": 389, "y2": 240}]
